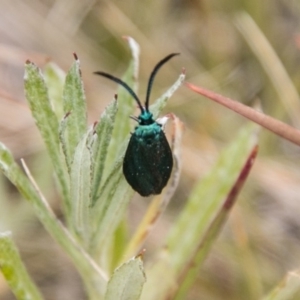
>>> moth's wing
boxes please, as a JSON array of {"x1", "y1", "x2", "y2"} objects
[{"x1": 123, "y1": 131, "x2": 173, "y2": 196}]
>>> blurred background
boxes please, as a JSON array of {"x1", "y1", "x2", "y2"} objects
[{"x1": 1, "y1": 0, "x2": 300, "y2": 299}]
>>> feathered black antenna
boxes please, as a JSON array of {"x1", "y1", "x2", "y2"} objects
[
  {"x1": 144, "y1": 53, "x2": 180, "y2": 111},
  {"x1": 93, "y1": 71, "x2": 144, "y2": 113}
]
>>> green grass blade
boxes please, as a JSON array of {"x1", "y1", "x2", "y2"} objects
[
  {"x1": 62, "y1": 55, "x2": 87, "y2": 168},
  {"x1": 91, "y1": 98, "x2": 118, "y2": 205},
  {"x1": 24, "y1": 61, "x2": 70, "y2": 214},
  {"x1": 235, "y1": 12, "x2": 300, "y2": 127},
  {"x1": 0, "y1": 232, "x2": 44, "y2": 300},
  {"x1": 174, "y1": 144, "x2": 258, "y2": 300},
  {"x1": 104, "y1": 256, "x2": 146, "y2": 300},
  {"x1": 167, "y1": 123, "x2": 258, "y2": 270}
]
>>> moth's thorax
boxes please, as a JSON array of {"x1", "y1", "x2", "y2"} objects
[{"x1": 134, "y1": 122, "x2": 162, "y2": 140}]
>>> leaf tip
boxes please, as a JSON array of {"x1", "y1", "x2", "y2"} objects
[
  {"x1": 73, "y1": 52, "x2": 79, "y2": 61},
  {"x1": 93, "y1": 121, "x2": 98, "y2": 131},
  {"x1": 64, "y1": 111, "x2": 71, "y2": 119},
  {"x1": 135, "y1": 248, "x2": 146, "y2": 260}
]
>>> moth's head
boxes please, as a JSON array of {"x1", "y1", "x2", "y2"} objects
[{"x1": 138, "y1": 110, "x2": 155, "y2": 126}]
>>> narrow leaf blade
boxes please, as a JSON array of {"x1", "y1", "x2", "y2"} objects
[
  {"x1": 62, "y1": 55, "x2": 87, "y2": 167},
  {"x1": 103, "y1": 37, "x2": 140, "y2": 179},
  {"x1": 91, "y1": 98, "x2": 118, "y2": 205},
  {"x1": 167, "y1": 124, "x2": 259, "y2": 270},
  {"x1": 44, "y1": 62, "x2": 65, "y2": 120},
  {"x1": 174, "y1": 144, "x2": 258, "y2": 300},
  {"x1": 0, "y1": 232, "x2": 44, "y2": 300},
  {"x1": 70, "y1": 129, "x2": 92, "y2": 245},
  {"x1": 24, "y1": 61, "x2": 70, "y2": 212},
  {"x1": 90, "y1": 156, "x2": 134, "y2": 256},
  {"x1": 105, "y1": 256, "x2": 146, "y2": 300},
  {"x1": 150, "y1": 71, "x2": 185, "y2": 119}
]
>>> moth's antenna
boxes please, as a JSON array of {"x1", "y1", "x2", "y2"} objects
[
  {"x1": 145, "y1": 53, "x2": 180, "y2": 111},
  {"x1": 94, "y1": 71, "x2": 144, "y2": 113}
]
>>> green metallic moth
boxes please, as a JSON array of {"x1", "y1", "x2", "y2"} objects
[{"x1": 94, "y1": 53, "x2": 179, "y2": 196}]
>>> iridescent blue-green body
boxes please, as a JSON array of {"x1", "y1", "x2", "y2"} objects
[
  {"x1": 123, "y1": 111, "x2": 173, "y2": 196},
  {"x1": 94, "y1": 52, "x2": 179, "y2": 196}
]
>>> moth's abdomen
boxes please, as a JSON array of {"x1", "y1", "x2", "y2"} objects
[{"x1": 123, "y1": 128, "x2": 173, "y2": 197}]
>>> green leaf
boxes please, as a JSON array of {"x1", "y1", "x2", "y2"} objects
[
  {"x1": 90, "y1": 155, "x2": 134, "y2": 256},
  {"x1": 24, "y1": 61, "x2": 70, "y2": 213},
  {"x1": 150, "y1": 71, "x2": 185, "y2": 119},
  {"x1": 70, "y1": 128, "x2": 93, "y2": 245},
  {"x1": 62, "y1": 56, "x2": 87, "y2": 168},
  {"x1": 91, "y1": 98, "x2": 118, "y2": 205},
  {"x1": 44, "y1": 62, "x2": 65, "y2": 120},
  {"x1": 0, "y1": 143, "x2": 107, "y2": 297},
  {"x1": 105, "y1": 256, "x2": 146, "y2": 300},
  {"x1": 103, "y1": 38, "x2": 140, "y2": 180},
  {"x1": 110, "y1": 219, "x2": 128, "y2": 271},
  {"x1": 59, "y1": 112, "x2": 72, "y2": 173},
  {"x1": 0, "y1": 232, "x2": 44, "y2": 300}
]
